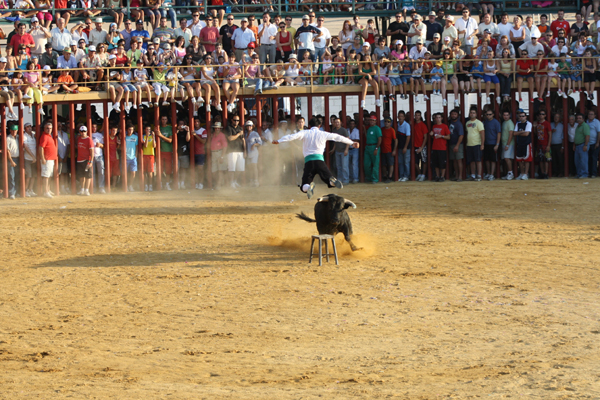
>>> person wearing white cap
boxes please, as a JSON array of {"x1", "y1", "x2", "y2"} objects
[
  {"x1": 406, "y1": 14, "x2": 426, "y2": 49},
  {"x1": 89, "y1": 18, "x2": 108, "y2": 47},
  {"x1": 28, "y1": 16, "x2": 52, "y2": 56},
  {"x1": 294, "y1": 14, "x2": 322, "y2": 60},
  {"x1": 442, "y1": 16, "x2": 457, "y2": 46},
  {"x1": 424, "y1": 11, "x2": 443, "y2": 47},
  {"x1": 245, "y1": 120, "x2": 262, "y2": 187}
]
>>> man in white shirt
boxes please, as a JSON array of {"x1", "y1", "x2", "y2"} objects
[
  {"x1": 231, "y1": 17, "x2": 256, "y2": 62},
  {"x1": 91, "y1": 124, "x2": 106, "y2": 194},
  {"x1": 272, "y1": 117, "x2": 359, "y2": 198},
  {"x1": 478, "y1": 13, "x2": 499, "y2": 41},
  {"x1": 313, "y1": 16, "x2": 331, "y2": 62},
  {"x1": 519, "y1": 34, "x2": 544, "y2": 58},
  {"x1": 455, "y1": 9, "x2": 478, "y2": 55},
  {"x1": 408, "y1": 38, "x2": 427, "y2": 59},
  {"x1": 174, "y1": 18, "x2": 192, "y2": 48},
  {"x1": 498, "y1": 13, "x2": 513, "y2": 40},
  {"x1": 523, "y1": 16, "x2": 541, "y2": 42},
  {"x1": 186, "y1": 11, "x2": 206, "y2": 37},
  {"x1": 89, "y1": 18, "x2": 108, "y2": 47},
  {"x1": 407, "y1": 14, "x2": 426, "y2": 47},
  {"x1": 50, "y1": 18, "x2": 72, "y2": 53},
  {"x1": 28, "y1": 17, "x2": 51, "y2": 56},
  {"x1": 258, "y1": 13, "x2": 278, "y2": 66}
]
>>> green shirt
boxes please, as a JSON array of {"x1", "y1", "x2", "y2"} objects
[
  {"x1": 366, "y1": 125, "x2": 382, "y2": 145},
  {"x1": 501, "y1": 119, "x2": 515, "y2": 146},
  {"x1": 153, "y1": 69, "x2": 166, "y2": 85},
  {"x1": 160, "y1": 126, "x2": 173, "y2": 152},
  {"x1": 574, "y1": 122, "x2": 590, "y2": 145}
]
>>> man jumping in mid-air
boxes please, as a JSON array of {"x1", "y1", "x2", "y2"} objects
[{"x1": 272, "y1": 117, "x2": 360, "y2": 199}]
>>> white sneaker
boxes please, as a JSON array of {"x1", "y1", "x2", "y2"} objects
[
  {"x1": 84, "y1": 189, "x2": 90, "y2": 196},
  {"x1": 113, "y1": 103, "x2": 121, "y2": 112},
  {"x1": 402, "y1": 177, "x2": 409, "y2": 182},
  {"x1": 506, "y1": 172, "x2": 514, "y2": 180},
  {"x1": 416, "y1": 96, "x2": 420, "y2": 102},
  {"x1": 149, "y1": 184, "x2": 153, "y2": 191},
  {"x1": 166, "y1": 182, "x2": 171, "y2": 191},
  {"x1": 376, "y1": 99, "x2": 381, "y2": 106},
  {"x1": 496, "y1": 97, "x2": 501, "y2": 105},
  {"x1": 515, "y1": 174, "x2": 523, "y2": 180},
  {"x1": 44, "y1": 192, "x2": 53, "y2": 198},
  {"x1": 443, "y1": 99, "x2": 447, "y2": 107},
  {"x1": 99, "y1": 188, "x2": 106, "y2": 194},
  {"x1": 215, "y1": 104, "x2": 223, "y2": 111},
  {"x1": 521, "y1": 174, "x2": 528, "y2": 180},
  {"x1": 197, "y1": 183, "x2": 203, "y2": 190},
  {"x1": 423, "y1": 95, "x2": 429, "y2": 101},
  {"x1": 145, "y1": 184, "x2": 148, "y2": 191},
  {"x1": 23, "y1": 94, "x2": 31, "y2": 100},
  {"x1": 25, "y1": 189, "x2": 31, "y2": 197},
  {"x1": 180, "y1": 181, "x2": 185, "y2": 189},
  {"x1": 488, "y1": 175, "x2": 495, "y2": 181},
  {"x1": 231, "y1": 181, "x2": 237, "y2": 189},
  {"x1": 360, "y1": 100, "x2": 365, "y2": 108},
  {"x1": 77, "y1": 188, "x2": 84, "y2": 195},
  {"x1": 197, "y1": 97, "x2": 204, "y2": 104},
  {"x1": 454, "y1": 99, "x2": 460, "y2": 107},
  {"x1": 128, "y1": 185, "x2": 134, "y2": 192},
  {"x1": 38, "y1": 108, "x2": 45, "y2": 115},
  {"x1": 30, "y1": 190, "x2": 36, "y2": 197}
]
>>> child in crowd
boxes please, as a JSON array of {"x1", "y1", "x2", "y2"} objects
[
  {"x1": 152, "y1": 63, "x2": 170, "y2": 107},
  {"x1": 557, "y1": 54, "x2": 571, "y2": 97},
  {"x1": 41, "y1": 65, "x2": 59, "y2": 94},
  {"x1": 347, "y1": 50, "x2": 359, "y2": 84},
  {"x1": 377, "y1": 58, "x2": 393, "y2": 102},
  {"x1": 471, "y1": 60, "x2": 484, "y2": 97},
  {"x1": 401, "y1": 58, "x2": 412, "y2": 97},
  {"x1": 547, "y1": 57, "x2": 559, "y2": 98},
  {"x1": 333, "y1": 47, "x2": 346, "y2": 85},
  {"x1": 56, "y1": 67, "x2": 78, "y2": 93},
  {"x1": 165, "y1": 67, "x2": 181, "y2": 104},
  {"x1": 11, "y1": 70, "x2": 25, "y2": 110},
  {"x1": 570, "y1": 56, "x2": 582, "y2": 94},
  {"x1": 134, "y1": 62, "x2": 153, "y2": 106},
  {"x1": 321, "y1": 51, "x2": 334, "y2": 85},
  {"x1": 300, "y1": 50, "x2": 313, "y2": 85},
  {"x1": 422, "y1": 52, "x2": 433, "y2": 84},
  {"x1": 431, "y1": 61, "x2": 443, "y2": 96},
  {"x1": 388, "y1": 57, "x2": 404, "y2": 100},
  {"x1": 410, "y1": 59, "x2": 426, "y2": 102},
  {"x1": 23, "y1": 60, "x2": 44, "y2": 115},
  {"x1": 120, "y1": 62, "x2": 139, "y2": 112}
]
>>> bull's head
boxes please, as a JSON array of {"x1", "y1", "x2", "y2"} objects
[{"x1": 317, "y1": 194, "x2": 356, "y2": 225}]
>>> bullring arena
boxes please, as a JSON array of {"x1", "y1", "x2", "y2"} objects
[{"x1": 2, "y1": 180, "x2": 600, "y2": 398}]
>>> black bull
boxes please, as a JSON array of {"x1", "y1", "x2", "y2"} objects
[{"x1": 296, "y1": 194, "x2": 360, "y2": 251}]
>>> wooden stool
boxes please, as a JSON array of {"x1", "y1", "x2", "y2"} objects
[{"x1": 309, "y1": 234, "x2": 339, "y2": 266}]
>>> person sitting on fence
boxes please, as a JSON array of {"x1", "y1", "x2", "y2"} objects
[
  {"x1": 263, "y1": 59, "x2": 285, "y2": 90},
  {"x1": 582, "y1": 49, "x2": 597, "y2": 100},
  {"x1": 470, "y1": 60, "x2": 484, "y2": 98},
  {"x1": 222, "y1": 51, "x2": 242, "y2": 113},
  {"x1": 376, "y1": 58, "x2": 393, "y2": 103},
  {"x1": 107, "y1": 55, "x2": 125, "y2": 110},
  {"x1": 284, "y1": 53, "x2": 303, "y2": 86},
  {"x1": 332, "y1": 47, "x2": 346, "y2": 85},
  {"x1": 134, "y1": 61, "x2": 153, "y2": 106},
  {"x1": 23, "y1": 60, "x2": 44, "y2": 115},
  {"x1": 388, "y1": 57, "x2": 404, "y2": 100},
  {"x1": 557, "y1": 53, "x2": 572, "y2": 98},
  {"x1": 358, "y1": 54, "x2": 380, "y2": 109},
  {"x1": 120, "y1": 62, "x2": 139, "y2": 112},
  {"x1": 410, "y1": 58, "x2": 426, "y2": 103},
  {"x1": 346, "y1": 50, "x2": 359, "y2": 85},
  {"x1": 14, "y1": 0, "x2": 37, "y2": 19},
  {"x1": 197, "y1": 53, "x2": 222, "y2": 112},
  {"x1": 151, "y1": 62, "x2": 170, "y2": 107},
  {"x1": 0, "y1": 58, "x2": 18, "y2": 119},
  {"x1": 569, "y1": 55, "x2": 583, "y2": 94},
  {"x1": 299, "y1": 49, "x2": 314, "y2": 85},
  {"x1": 56, "y1": 66, "x2": 79, "y2": 93},
  {"x1": 430, "y1": 61, "x2": 443, "y2": 96},
  {"x1": 245, "y1": 53, "x2": 265, "y2": 93},
  {"x1": 320, "y1": 51, "x2": 334, "y2": 85},
  {"x1": 11, "y1": 71, "x2": 26, "y2": 111},
  {"x1": 516, "y1": 49, "x2": 535, "y2": 102}
]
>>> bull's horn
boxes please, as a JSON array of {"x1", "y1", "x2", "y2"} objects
[
  {"x1": 345, "y1": 200, "x2": 357, "y2": 209},
  {"x1": 317, "y1": 197, "x2": 329, "y2": 202}
]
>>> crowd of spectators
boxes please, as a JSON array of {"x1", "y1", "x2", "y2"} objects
[{"x1": 2, "y1": 5, "x2": 600, "y2": 198}]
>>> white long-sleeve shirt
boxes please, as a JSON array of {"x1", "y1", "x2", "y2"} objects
[{"x1": 278, "y1": 127, "x2": 354, "y2": 162}]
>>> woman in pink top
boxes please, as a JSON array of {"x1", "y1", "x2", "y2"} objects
[
  {"x1": 390, "y1": 40, "x2": 407, "y2": 60},
  {"x1": 222, "y1": 51, "x2": 241, "y2": 113},
  {"x1": 23, "y1": 60, "x2": 44, "y2": 115}
]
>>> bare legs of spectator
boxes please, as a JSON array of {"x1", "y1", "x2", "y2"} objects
[
  {"x1": 0, "y1": 91, "x2": 18, "y2": 119},
  {"x1": 516, "y1": 75, "x2": 533, "y2": 102},
  {"x1": 486, "y1": 80, "x2": 501, "y2": 104},
  {"x1": 584, "y1": 79, "x2": 596, "y2": 100},
  {"x1": 442, "y1": 75, "x2": 459, "y2": 107},
  {"x1": 109, "y1": 85, "x2": 124, "y2": 107},
  {"x1": 481, "y1": 3, "x2": 494, "y2": 16},
  {"x1": 359, "y1": 76, "x2": 379, "y2": 108},
  {"x1": 107, "y1": 10, "x2": 124, "y2": 30},
  {"x1": 222, "y1": 80, "x2": 240, "y2": 112},
  {"x1": 535, "y1": 74, "x2": 546, "y2": 101},
  {"x1": 210, "y1": 8, "x2": 225, "y2": 26},
  {"x1": 136, "y1": 83, "x2": 152, "y2": 106},
  {"x1": 582, "y1": 4, "x2": 593, "y2": 22},
  {"x1": 200, "y1": 81, "x2": 222, "y2": 112}
]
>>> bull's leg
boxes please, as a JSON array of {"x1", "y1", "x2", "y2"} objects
[{"x1": 341, "y1": 226, "x2": 362, "y2": 252}]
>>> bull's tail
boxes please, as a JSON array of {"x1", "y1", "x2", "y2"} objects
[{"x1": 296, "y1": 212, "x2": 316, "y2": 223}]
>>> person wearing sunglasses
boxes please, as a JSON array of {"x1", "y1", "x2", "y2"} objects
[
  {"x1": 219, "y1": 14, "x2": 237, "y2": 54},
  {"x1": 455, "y1": 8, "x2": 478, "y2": 56}
]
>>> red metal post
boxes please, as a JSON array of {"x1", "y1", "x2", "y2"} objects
[
  {"x1": 459, "y1": 91, "x2": 466, "y2": 179},
  {"x1": 1, "y1": 105, "x2": 6, "y2": 198},
  {"x1": 103, "y1": 101, "x2": 111, "y2": 192},
  {"x1": 171, "y1": 101, "x2": 179, "y2": 188},
  {"x1": 120, "y1": 109, "x2": 128, "y2": 191},
  {"x1": 425, "y1": 103, "x2": 432, "y2": 181},
  {"x1": 154, "y1": 106, "x2": 162, "y2": 190},
  {"x1": 17, "y1": 106, "x2": 25, "y2": 198},
  {"x1": 563, "y1": 96, "x2": 569, "y2": 177},
  {"x1": 188, "y1": 98, "x2": 196, "y2": 187},
  {"x1": 85, "y1": 102, "x2": 94, "y2": 194},
  {"x1": 69, "y1": 103, "x2": 76, "y2": 193},
  {"x1": 359, "y1": 96, "x2": 365, "y2": 182},
  {"x1": 137, "y1": 106, "x2": 144, "y2": 189},
  {"x1": 409, "y1": 97, "x2": 415, "y2": 181}
]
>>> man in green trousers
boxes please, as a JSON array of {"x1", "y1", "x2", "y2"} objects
[{"x1": 364, "y1": 115, "x2": 382, "y2": 183}]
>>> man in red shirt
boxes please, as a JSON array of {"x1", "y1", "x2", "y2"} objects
[
  {"x1": 76, "y1": 125, "x2": 95, "y2": 196},
  {"x1": 516, "y1": 49, "x2": 535, "y2": 102},
  {"x1": 381, "y1": 118, "x2": 398, "y2": 183},
  {"x1": 8, "y1": 23, "x2": 35, "y2": 56},
  {"x1": 534, "y1": 110, "x2": 552, "y2": 179},
  {"x1": 550, "y1": 9, "x2": 570, "y2": 39},
  {"x1": 413, "y1": 110, "x2": 429, "y2": 181},
  {"x1": 39, "y1": 122, "x2": 58, "y2": 198},
  {"x1": 199, "y1": 15, "x2": 220, "y2": 53},
  {"x1": 429, "y1": 113, "x2": 451, "y2": 182}
]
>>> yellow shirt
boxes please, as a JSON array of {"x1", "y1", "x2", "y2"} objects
[
  {"x1": 142, "y1": 133, "x2": 155, "y2": 156},
  {"x1": 465, "y1": 119, "x2": 484, "y2": 146}
]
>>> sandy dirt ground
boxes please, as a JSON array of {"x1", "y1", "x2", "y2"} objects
[{"x1": 1, "y1": 179, "x2": 600, "y2": 399}]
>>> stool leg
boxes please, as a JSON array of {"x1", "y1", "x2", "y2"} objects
[
  {"x1": 331, "y1": 238, "x2": 339, "y2": 265},
  {"x1": 325, "y1": 239, "x2": 329, "y2": 262},
  {"x1": 309, "y1": 237, "x2": 315, "y2": 263},
  {"x1": 318, "y1": 238, "x2": 323, "y2": 266}
]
